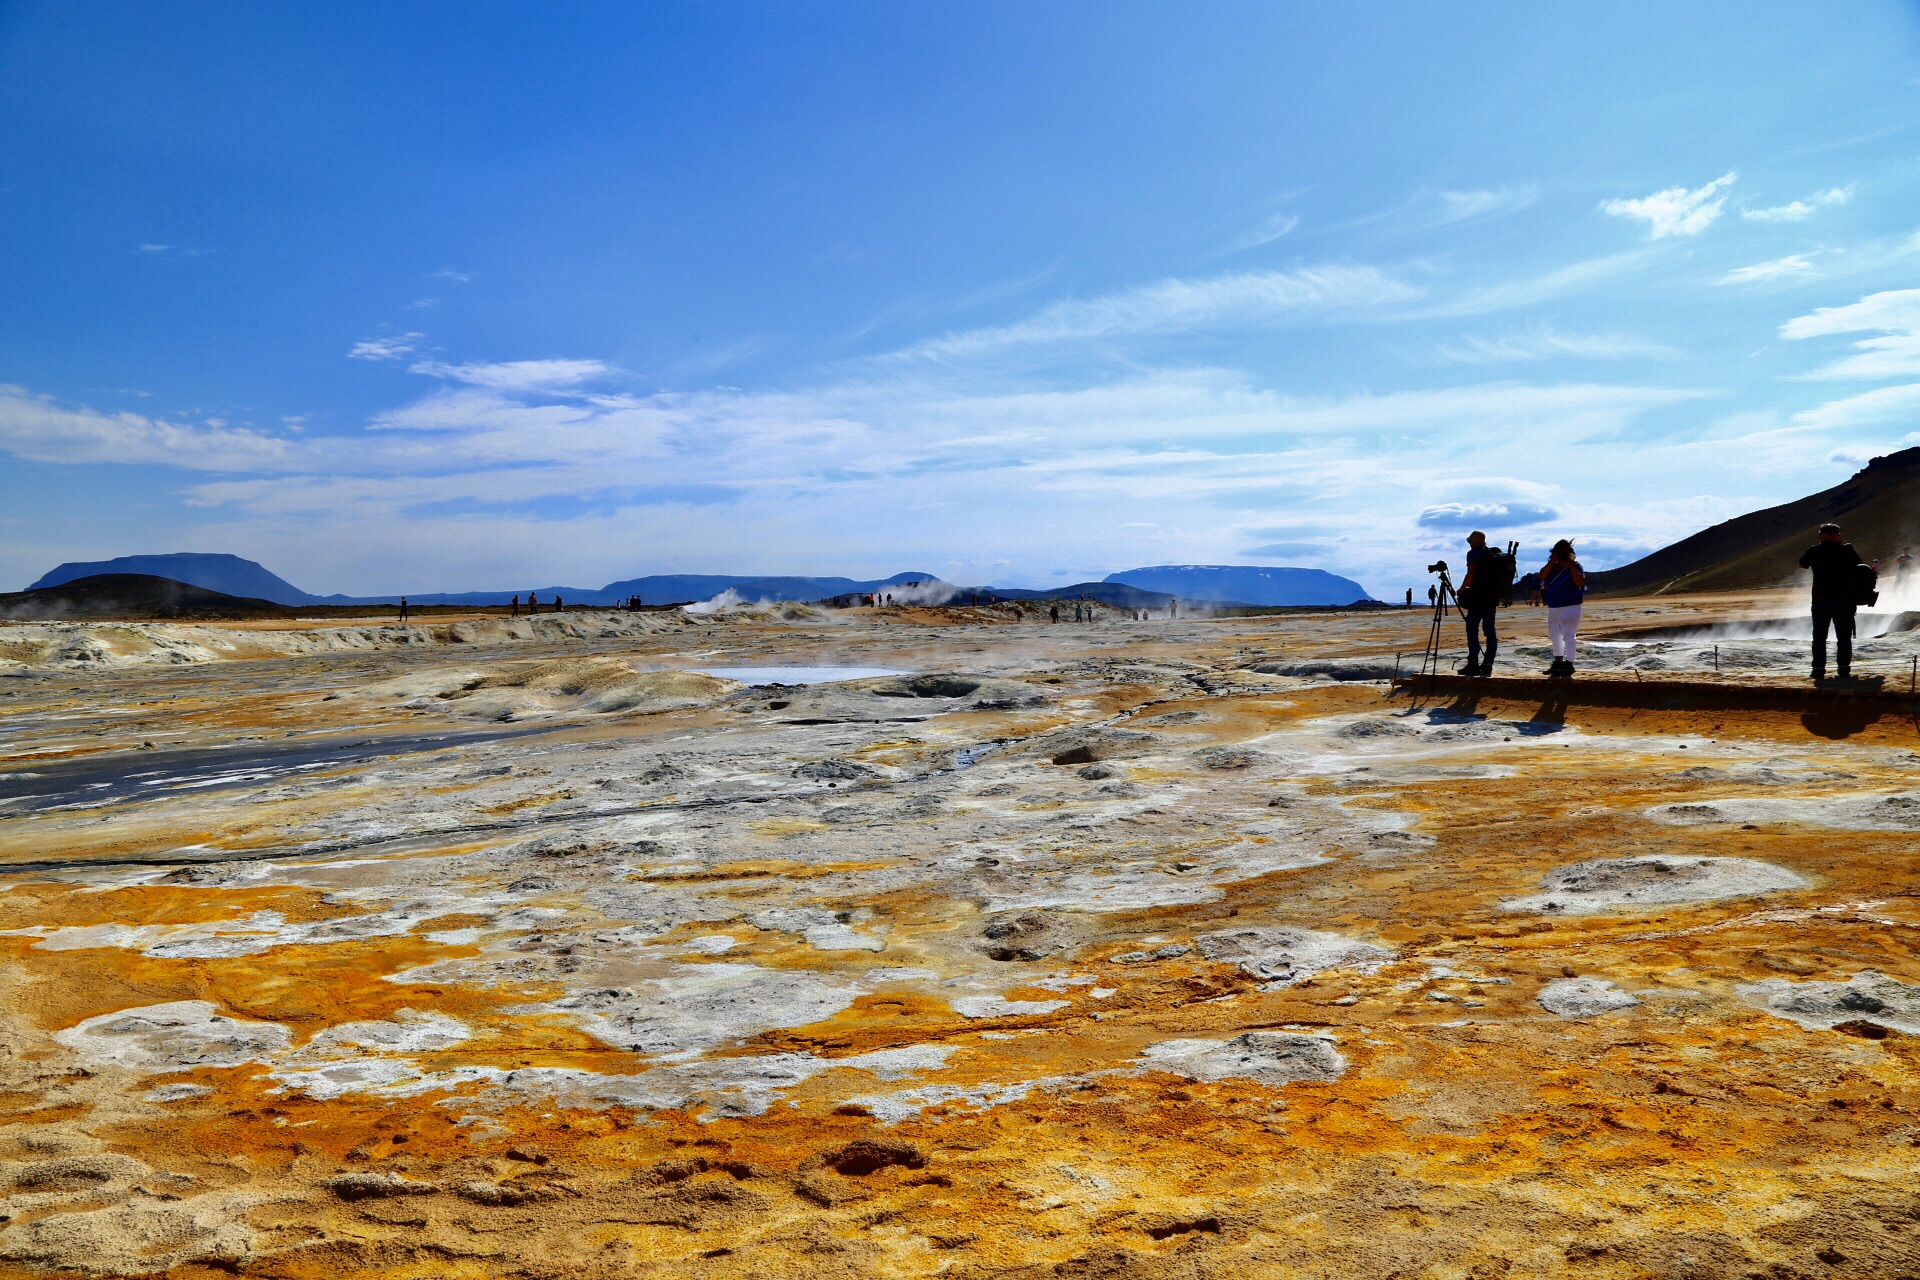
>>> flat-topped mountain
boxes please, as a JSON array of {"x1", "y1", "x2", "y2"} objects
[
  {"x1": 1105, "y1": 565, "x2": 1374, "y2": 607},
  {"x1": 1589, "y1": 446, "x2": 1920, "y2": 596},
  {"x1": 31, "y1": 553, "x2": 322, "y2": 606}
]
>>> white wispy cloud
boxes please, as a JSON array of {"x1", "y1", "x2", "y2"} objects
[
  {"x1": 1433, "y1": 186, "x2": 1538, "y2": 224},
  {"x1": 1742, "y1": 185, "x2": 1853, "y2": 222},
  {"x1": 348, "y1": 333, "x2": 426, "y2": 361},
  {"x1": 1792, "y1": 382, "x2": 1920, "y2": 428},
  {"x1": 0, "y1": 356, "x2": 1729, "y2": 597},
  {"x1": 1720, "y1": 253, "x2": 1816, "y2": 284},
  {"x1": 1415, "y1": 501, "x2": 1560, "y2": 529},
  {"x1": 1221, "y1": 211, "x2": 1301, "y2": 253},
  {"x1": 1337, "y1": 185, "x2": 1538, "y2": 236},
  {"x1": 1781, "y1": 288, "x2": 1920, "y2": 379},
  {"x1": 433, "y1": 269, "x2": 475, "y2": 282},
  {"x1": 137, "y1": 243, "x2": 171, "y2": 253},
  {"x1": 1601, "y1": 172, "x2": 1736, "y2": 239},
  {"x1": 0, "y1": 386, "x2": 294, "y2": 471},
  {"x1": 1420, "y1": 249, "x2": 1658, "y2": 318},
  {"x1": 1436, "y1": 324, "x2": 1684, "y2": 364},
  {"x1": 900, "y1": 265, "x2": 1420, "y2": 360},
  {"x1": 408, "y1": 358, "x2": 611, "y2": 391}
]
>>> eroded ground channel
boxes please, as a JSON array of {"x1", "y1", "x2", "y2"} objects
[{"x1": 4, "y1": 598, "x2": 1920, "y2": 1279}]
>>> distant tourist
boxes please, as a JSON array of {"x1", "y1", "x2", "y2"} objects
[
  {"x1": 1427, "y1": 585, "x2": 1437, "y2": 607},
  {"x1": 1896, "y1": 547, "x2": 1914, "y2": 580},
  {"x1": 528, "y1": 591, "x2": 539, "y2": 613},
  {"x1": 1405, "y1": 588, "x2": 1413, "y2": 608},
  {"x1": 1538, "y1": 540, "x2": 1586, "y2": 679},
  {"x1": 554, "y1": 595, "x2": 563, "y2": 612},
  {"x1": 399, "y1": 595, "x2": 409, "y2": 622},
  {"x1": 511, "y1": 594, "x2": 520, "y2": 617},
  {"x1": 1050, "y1": 605, "x2": 1059, "y2": 623},
  {"x1": 1798, "y1": 522, "x2": 1863, "y2": 682}
]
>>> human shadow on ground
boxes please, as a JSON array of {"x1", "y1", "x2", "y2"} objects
[{"x1": 1403, "y1": 692, "x2": 1569, "y2": 733}]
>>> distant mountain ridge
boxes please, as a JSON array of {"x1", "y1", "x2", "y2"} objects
[
  {"x1": 1588, "y1": 446, "x2": 1920, "y2": 596},
  {"x1": 1103, "y1": 565, "x2": 1374, "y2": 606},
  {"x1": 21, "y1": 555, "x2": 1372, "y2": 608}
]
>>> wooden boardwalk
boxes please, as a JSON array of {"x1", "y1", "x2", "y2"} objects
[{"x1": 1392, "y1": 671, "x2": 1920, "y2": 712}]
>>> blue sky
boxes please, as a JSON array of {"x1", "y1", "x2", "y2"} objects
[{"x1": 5, "y1": 3, "x2": 1920, "y2": 597}]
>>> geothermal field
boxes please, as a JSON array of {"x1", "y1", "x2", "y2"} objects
[{"x1": 3, "y1": 594, "x2": 1920, "y2": 1279}]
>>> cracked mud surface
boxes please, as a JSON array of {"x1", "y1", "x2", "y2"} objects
[{"x1": 5, "y1": 592, "x2": 1920, "y2": 1277}]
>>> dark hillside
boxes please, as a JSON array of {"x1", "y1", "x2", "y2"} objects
[
  {"x1": 1588, "y1": 446, "x2": 1920, "y2": 596},
  {"x1": 0, "y1": 574, "x2": 294, "y2": 620}
]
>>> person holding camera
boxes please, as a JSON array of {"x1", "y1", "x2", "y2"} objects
[
  {"x1": 1798, "y1": 522, "x2": 1862, "y2": 682},
  {"x1": 1539, "y1": 539, "x2": 1586, "y2": 678},
  {"x1": 1457, "y1": 530, "x2": 1499, "y2": 676}
]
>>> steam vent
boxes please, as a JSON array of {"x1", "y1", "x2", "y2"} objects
[{"x1": 3, "y1": 592, "x2": 1919, "y2": 1278}]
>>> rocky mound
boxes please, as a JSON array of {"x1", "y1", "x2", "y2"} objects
[
  {"x1": 0, "y1": 574, "x2": 292, "y2": 621},
  {"x1": 359, "y1": 658, "x2": 743, "y2": 721}
]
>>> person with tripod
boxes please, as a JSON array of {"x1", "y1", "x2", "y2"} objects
[{"x1": 1457, "y1": 530, "x2": 1501, "y2": 676}]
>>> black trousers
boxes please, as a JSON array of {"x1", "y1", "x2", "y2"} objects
[
  {"x1": 1463, "y1": 602, "x2": 1498, "y2": 666},
  {"x1": 1811, "y1": 599, "x2": 1855, "y2": 676}
]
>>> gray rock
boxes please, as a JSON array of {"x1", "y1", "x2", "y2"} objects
[
  {"x1": 795, "y1": 759, "x2": 873, "y2": 781},
  {"x1": 1740, "y1": 970, "x2": 1920, "y2": 1036},
  {"x1": 1502, "y1": 855, "x2": 1807, "y2": 915},
  {"x1": 1140, "y1": 1032, "x2": 1346, "y2": 1087},
  {"x1": 1538, "y1": 976, "x2": 1641, "y2": 1018},
  {"x1": 1194, "y1": 926, "x2": 1393, "y2": 985},
  {"x1": 1193, "y1": 746, "x2": 1263, "y2": 771},
  {"x1": 322, "y1": 1172, "x2": 437, "y2": 1201}
]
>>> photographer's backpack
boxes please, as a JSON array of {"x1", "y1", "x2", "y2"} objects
[
  {"x1": 1486, "y1": 541, "x2": 1520, "y2": 607},
  {"x1": 1854, "y1": 561, "x2": 1880, "y2": 608}
]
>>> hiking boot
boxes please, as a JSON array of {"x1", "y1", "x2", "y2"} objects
[
  {"x1": 1456, "y1": 661, "x2": 1481, "y2": 677},
  {"x1": 1811, "y1": 669, "x2": 1827, "y2": 683}
]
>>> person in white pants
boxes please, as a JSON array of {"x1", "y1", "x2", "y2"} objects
[{"x1": 1538, "y1": 539, "x2": 1586, "y2": 678}]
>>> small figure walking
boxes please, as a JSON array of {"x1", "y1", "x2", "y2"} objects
[
  {"x1": 527, "y1": 591, "x2": 539, "y2": 613},
  {"x1": 511, "y1": 595, "x2": 520, "y2": 617},
  {"x1": 399, "y1": 596, "x2": 409, "y2": 622},
  {"x1": 554, "y1": 595, "x2": 563, "y2": 613}
]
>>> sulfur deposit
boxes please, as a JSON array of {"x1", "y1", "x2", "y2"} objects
[{"x1": 4, "y1": 592, "x2": 1920, "y2": 1277}]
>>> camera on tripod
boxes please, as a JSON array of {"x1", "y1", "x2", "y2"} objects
[{"x1": 1426, "y1": 560, "x2": 1448, "y2": 574}]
